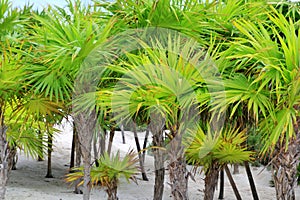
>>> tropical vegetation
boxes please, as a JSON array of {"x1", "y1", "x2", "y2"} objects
[{"x1": 0, "y1": 0, "x2": 299, "y2": 200}]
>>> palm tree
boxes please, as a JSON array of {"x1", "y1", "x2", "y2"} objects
[
  {"x1": 26, "y1": 1, "x2": 119, "y2": 199},
  {"x1": 66, "y1": 150, "x2": 139, "y2": 200},
  {"x1": 185, "y1": 124, "x2": 253, "y2": 200},
  {"x1": 0, "y1": 1, "x2": 64, "y2": 198},
  {"x1": 0, "y1": 1, "x2": 34, "y2": 198},
  {"x1": 97, "y1": 30, "x2": 224, "y2": 200},
  {"x1": 210, "y1": 5, "x2": 300, "y2": 200}
]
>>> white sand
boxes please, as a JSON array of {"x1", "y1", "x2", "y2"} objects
[{"x1": 6, "y1": 120, "x2": 300, "y2": 200}]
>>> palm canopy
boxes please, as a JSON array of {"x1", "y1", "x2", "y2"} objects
[
  {"x1": 96, "y1": 32, "x2": 217, "y2": 131},
  {"x1": 25, "y1": 0, "x2": 117, "y2": 103},
  {"x1": 185, "y1": 124, "x2": 253, "y2": 170},
  {"x1": 209, "y1": 6, "x2": 300, "y2": 154},
  {"x1": 65, "y1": 150, "x2": 138, "y2": 187}
]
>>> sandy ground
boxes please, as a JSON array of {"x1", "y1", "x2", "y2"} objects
[{"x1": 5, "y1": 120, "x2": 300, "y2": 200}]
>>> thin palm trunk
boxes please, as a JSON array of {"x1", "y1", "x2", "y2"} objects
[
  {"x1": 93, "y1": 133, "x2": 98, "y2": 161},
  {"x1": 244, "y1": 161, "x2": 259, "y2": 200},
  {"x1": 224, "y1": 165, "x2": 242, "y2": 200},
  {"x1": 272, "y1": 135, "x2": 300, "y2": 200},
  {"x1": 168, "y1": 134, "x2": 188, "y2": 200},
  {"x1": 0, "y1": 117, "x2": 8, "y2": 200},
  {"x1": 70, "y1": 124, "x2": 76, "y2": 170},
  {"x1": 45, "y1": 124, "x2": 53, "y2": 178},
  {"x1": 233, "y1": 164, "x2": 239, "y2": 174},
  {"x1": 74, "y1": 109, "x2": 97, "y2": 200},
  {"x1": 100, "y1": 128, "x2": 106, "y2": 157},
  {"x1": 133, "y1": 123, "x2": 148, "y2": 181},
  {"x1": 142, "y1": 127, "x2": 150, "y2": 163},
  {"x1": 149, "y1": 116, "x2": 165, "y2": 200},
  {"x1": 106, "y1": 178, "x2": 119, "y2": 200},
  {"x1": 120, "y1": 122, "x2": 126, "y2": 144},
  {"x1": 218, "y1": 169, "x2": 224, "y2": 199},
  {"x1": 74, "y1": 123, "x2": 82, "y2": 194},
  {"x1": 204, "y1": 163, "x2": 219, "y2": 200},
  {"x1": 107, "y1": 127, "x2": 115, "y2": 156},
  {"x1": 37, "y1": 129, "x2": 44, "y2": 161}
]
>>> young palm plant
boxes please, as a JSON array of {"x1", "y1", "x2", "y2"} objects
[
  {"x1": 185, "y1": 125, "x2": 253, "y2": 200},
  {"x1": 65, "y1": 150, "x2": 138, "y2": 200}
]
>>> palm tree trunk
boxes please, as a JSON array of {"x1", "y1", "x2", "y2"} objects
[
  {"x1": 100, "y1": 128, "x2": 106, "y2": 157},
  {"x1": 142, "y1": 127, "x2": 150, "y2": 163},
  {"x1": 233, "y1": 164, "x2": 239, "y2": 174},
  {"x1": 45, "y1": 125, "x2": 53, "y2": 178},
  {"x1": 107, "y1": 127, "x2": 115, "y2": 156},
  {"x1": 69, "y1": 123, "x2": 76, "y2": 170},
  {"x1": 272, "y1": 135, "x2": 300, "y2": 200},
  {"x1": 0, "y1": 121, "x2": 8, "y2": 200},
  {"x1": 37, "y1": 129, "x2": 44, "y2": 161},
  {"x1": 224, "y1": 165, "x2": 242, "y2": 200},
  {"x1": 93, "y1": 133, "x2": 98, "y2": 161},
  {"x1": 133, "y1": 123, "x2": 148, "y2": 181},
  {"x1": 218, "y1": 169, "x2": 224, "y2": 199},
  {"x1": 168, "y1": 134, "x2": 188, "y2": 200},
  {"x1": 204, "y1": 163, "x2": 219, "y2": 200},
  {"x1": 120, "y1": 122, "x2": 126, "y2": 144},
  {"x1": 74, "y1": 124, "x2": 82, "y2": 194},
  {"x1": 149, "y1": 115, "x2": 165, "y2": 200},
  {"x1": 73, "y1": 109, "x2": 97, "y2": 200},
  {"x1": 106, "y1": 178, "x2": 118, "y2": 200},
  {"x1": 244, "y1": 161, "x2": 259, "y2": 200}
]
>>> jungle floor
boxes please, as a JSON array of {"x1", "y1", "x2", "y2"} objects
[{"x1": 6, "y1": 121, "x2": 300, "y2": 200}]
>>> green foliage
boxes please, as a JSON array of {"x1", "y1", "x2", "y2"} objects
[
  {"x1": 185, "y1": 124, "x2": 253, "y2": 172},
  {"x1": 65, "y1": 150, "x2": 138, "y2": 188}
]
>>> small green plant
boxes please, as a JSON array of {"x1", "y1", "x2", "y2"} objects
[
  {"x1": 185, "y1": 124, "x2": 254, "y2": 200},
  {"x1": 66, "y1": 150, "x2": 139, "y2": 200}
]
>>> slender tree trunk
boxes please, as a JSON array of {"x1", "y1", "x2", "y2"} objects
[
  {"x1": 149, "y1": 115, "x2": 165, "y2": 200},
  {"x1": 69, "y1": 123, "x2": 76, "y2": 170},
  {"x1": 73, "y1": 109, "x2": 97, "y2": 200},
  {"x1": 218, "y1": 169, "x2": 224, "y2": 199},
  {"x1": 204, "y1": 163, "x2": 219, "y2": 200},
  {"x1": 244, "y1": 161, "x2": 259, "y2": 200},
  {"x1": 142, "y1": 127, "x2": 150, "y2": 163},
  {"x1": 272, "y1": 136, "x2": 300, "y2": 200},
  {"x1": 45, "y1": 125, "x2": 54, "y2": 178},
  {"x1": 0, "y1": 121, "x2": 8, "y2": 200},
  {"x1": 106, "y1": 178, "x2": 118, "y2": 200},
  {"x1": 107, "y1": 127, "x2": 115, "y2": 156},
  {"x1": 233, "y1": 164, "x2": 239, "y2": 174},
  {"x1": 168, "y1": 134, "x2": 188, "y2": 200},
  {"x1": 100, "y1": 128, "x2": 106, "y2": 157},
  {"x1": 93, "y1": 133, "x2": 98, "y2": 161},
  {"x1": 120, "y1": 122, "x2": 126, "y2": 144},
  {"x1": 37, "y1": 129, "x2": 44, "y2": 161},
  {"x1": 74, "y1": 123, "x2": 82, "y2": 194},
  {"x1": 224, "y1": 165, "x2": 242, "y2": 200},
  {"x1": 8, "y1": 146, "x2": 17, "y2": 170},
  {"x1": 133, "y1": 123, "x2": 148, "y2": 181}
]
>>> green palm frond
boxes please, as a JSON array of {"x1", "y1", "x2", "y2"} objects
[
  {"x1": 222, "y1": 5, "x2": 300, "y2": 154},
  {"x1": 209, "y1": 73, "x2": 272, "y2": 121},
  {"x1": 66, "y1": 150, "x2": 138, "y2": 187},
  {"x1": 26, "y1": 2, "x2": 116, "y2": 102},
  {"x1": 185, "y1": 124, "x2": 253, "y2": 171},
  {"x1": 7, "y1": 124, "x2": 48, "y2": 159},
  {"x1": 98, "y1": 33, "x2": 211, "y2": 130}
]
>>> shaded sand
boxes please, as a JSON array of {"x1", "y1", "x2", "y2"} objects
[{"x1": 6, "y1": 121, "x2": 300, "y2": 200}]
